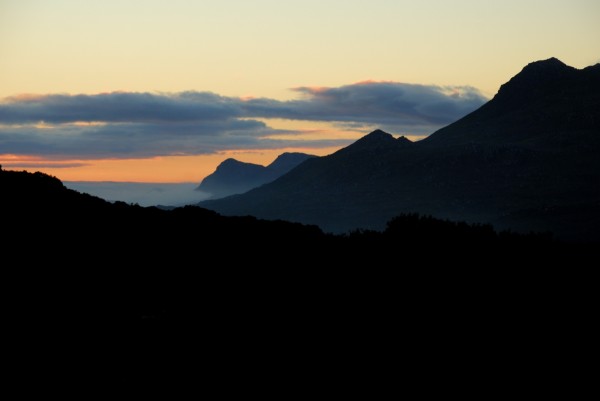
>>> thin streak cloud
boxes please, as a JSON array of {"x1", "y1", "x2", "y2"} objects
[{"x1": 1, "y1": 162, "x2": 89, "y2": 169}]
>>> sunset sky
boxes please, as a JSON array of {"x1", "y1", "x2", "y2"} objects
[{"x1": 1, "y1": 0, "x2": 598, "y2": 182}]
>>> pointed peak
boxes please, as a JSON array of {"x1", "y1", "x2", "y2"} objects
[
  {"x1": 273, "y1": 152, "x2": 313, "y2": 161},
  {"x1": 336, "y1": 129, "x2": 406, "y2": 156},
  {"x1": 366, "y1": 129, "x2": 392, "y2": 138},
  {"x1": 519, "y1": 57, "x2": 573, "y2": 75},
  {"x1": 221, "y1": 158, "x2": 242, "y2": 165},
  {"x1": 527, "y1": 57, "x2": 568, "y2": 68},
  {"x1": 397, "y1": 135, "x2": 412, "y2": 144},
  {"x1": 495, "y1": 57, "x2": 577, "y2": 100},
  {"x1": 355, "y1": 129, "x2": 395, "y2": 145},
  {"x1": 216, "y1": 158, "x2": 264, "y2": 171},
  {"x1": 513, "y1": 58, "x2": 578, "y2": 83},
  {"x1": 519, "y1": 57, "x2": 577, "y2": 77}
]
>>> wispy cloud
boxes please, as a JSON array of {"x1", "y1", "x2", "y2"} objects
[
  {"x1": 0, "y1": 162, "x2": 89, "y2": 168},
  {"x1": 0, "y1": 92, "x2": 242, "y2": 124},
  {"x1": 0, "y1": 82, "x2": 487, "y2": 159},
  {"x1": 247, "y1": 82, "x2": 486, "y2": 131}
]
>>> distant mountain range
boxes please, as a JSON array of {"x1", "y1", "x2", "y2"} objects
[
  {"x1": 4, "y1": 58, "x2": 599, "y2": 391},
  {"x1": 197, "y1": 152, "x2": 315, "y2": 198},
  {"x1": 200, "y1": 58, "x2": 600, "y2": 241}
]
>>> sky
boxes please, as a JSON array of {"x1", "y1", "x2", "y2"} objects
[{"x1": 1, "y1": 0, "x2": 598, "y2": 183}]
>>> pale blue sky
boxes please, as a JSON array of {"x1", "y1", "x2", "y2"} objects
[{"x1": 1, "y1": 0, "x2": 598, "y2": 99}]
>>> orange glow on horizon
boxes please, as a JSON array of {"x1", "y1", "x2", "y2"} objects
[
  {"x1": 0, "y1": 119, "x2": 366, "y2": 183},
  {"x1": 0, "y1": 146, "x2": 345, "y2": 183}
]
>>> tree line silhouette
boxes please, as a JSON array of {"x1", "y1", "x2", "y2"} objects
[{"x1": 1, "y1": 167, "x2": 593, "y2": 391}]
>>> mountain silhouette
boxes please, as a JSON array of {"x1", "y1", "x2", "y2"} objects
[
  {"x1": 200, "y1": 58, "x2": 600, "y2": 241},
  {"x1": 197, "y1": 152, "x2": 315, "y2": 198},
  {"x1": 424, "y1": 57, "x2": 599, "y2": 147},
  {"x1": 2, "y1": 165, "x2": 595, "y2": 391}
]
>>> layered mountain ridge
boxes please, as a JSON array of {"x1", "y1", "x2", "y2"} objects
[
  {"x1": 200, "y1": 58, "x2": 600, "y2": 241},
  {"x1": 197, "y1": 152, "x2": 315, "y2": 198}
]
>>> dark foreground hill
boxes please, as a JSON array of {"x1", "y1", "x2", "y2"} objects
[
  {"x1": 197, "y1": 152, "x2": 315, "y2": 198},
  {"x1": 200, "y1": 58, "x2": 600, "y2": 241},
  {"x1": 1, "y1": 167, "x2": 595, "y2": 392}
]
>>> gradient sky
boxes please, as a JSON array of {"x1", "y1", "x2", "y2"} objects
[{"x1": 1, "y1": 0, "x2": 598, "y2": 182}]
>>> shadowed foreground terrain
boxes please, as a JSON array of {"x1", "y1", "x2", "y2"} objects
[{"x1": 2, "y1": 167, "x2": 595, "y2": 392}]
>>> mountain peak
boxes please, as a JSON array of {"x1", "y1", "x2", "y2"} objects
[
  {"x1": 495, "y1": 57, "x2": 577, "y2": 101},
  {"x1": 271, "y1": 152, "x2": 314, "y2": 164},
  {"x1": 423, "y1": 57, "x2": 600, "y2": 147},
  {"x1": 354, "y1": 129, "x2": 395, "y2": 145},
  {"x1": 514, "y1": 57, "x2": 576, "y2": 80},
  {"x1": 334, "y1": 129, "x2": 410, "y2": 157},
  {"x1": 516, "y1": 57, "x2": 575, "y2": 79},
  {"x1": 197, "y1": 152, "x2": 315, "y2": 197},
  {"x1": 221, "y1": 158, "x2": 243, "y2": 166},
  {"x1": 525, "y1": 57, "x2": 568, "y2": 70},
  {"x1": 200, "y1": 58, "x2": 600, "y2": 240},
  {"x1": 365, "y1": 129, "x2": 393, "y2": 139},
  {"x1": 213, "y1": 158, "x2": 264, "y2": 174},
  {"x1": 267, "y1": 152, "x2": 316, "y2": 172}
]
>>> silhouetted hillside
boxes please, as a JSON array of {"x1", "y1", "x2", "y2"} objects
[
  {"x1": 424, "y1": 57, "x2": 600, "y2": 147},
  {"x1": 2, "y1": 166, "x2": 596, "y2": 391},
  {"x1": 200, "y1": 58, "x2": 600, "y2": 241},
  {"x1": 197, "y1": 152, "x2": 315, "y2": 198}
]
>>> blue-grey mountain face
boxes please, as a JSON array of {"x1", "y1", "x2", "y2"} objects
[
  {"x1": 200, "y1": 58, "x2": 600, "y2": 241},
  {"x1": 197, "y1": 152, "x2": 315, "y2": 198}
]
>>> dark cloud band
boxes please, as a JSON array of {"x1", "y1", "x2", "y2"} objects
[{"x1": 0, "y1": 81, "x2": 486, "y2": 158}]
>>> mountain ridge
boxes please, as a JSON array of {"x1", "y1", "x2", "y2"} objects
[
  {"x1": 200, "y1": 58, "x2": 600, "y2": 241},
  {"x1": 197, "y1": 151, "x2": 315, "y2": 198},
  {"x1": 424, "y1": 57, "x2": 600, "y2": 147}
]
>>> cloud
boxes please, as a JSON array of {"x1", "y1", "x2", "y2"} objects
[
  {"x1": 0, "y1": 92, "x2": 242, "y2": 124},
  {"x1": 0, "y1": 82, "x2": 487, "y2": 159},
  {"x1": 245, "y1": 82, "x2": 486, "y2": 132},
  {"x1": 0, "y1": 162, "x2": 89, "y2": 169},
  {"x1": 0, "y1": 120, "x2": 307, "y2": 159}
]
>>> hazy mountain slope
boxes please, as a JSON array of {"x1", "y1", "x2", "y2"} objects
[
  {"x1": 200, "y1": 58, "x2": 600, "y2": 240},
  {"x1": 197, "y1": 152, "x2": 315, "y2": 198}
]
